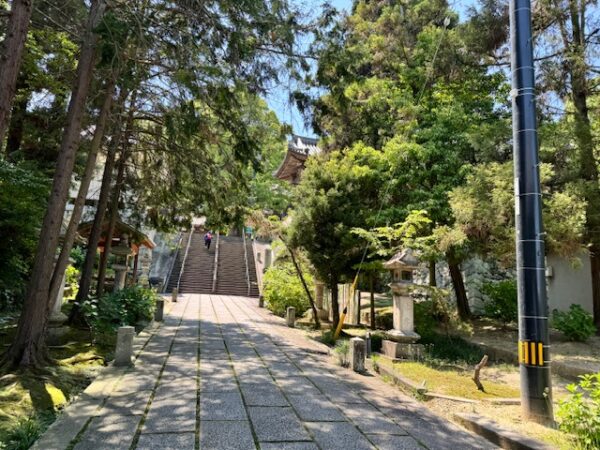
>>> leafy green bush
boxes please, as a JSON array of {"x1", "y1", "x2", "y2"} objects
[
  {"x1": 262, "y1": 262, "x2": 313, "y2": 317},
  {"x1": 0, "y1": 161, "x2": 49, "y2": 311},
  {"x1": 80, "y1": 286, "x2": 158, "y2": 334},
  {"x1": 481, "y1": 279, "x2": 518, "y2": 323},
  {"x1": 374, "y1": 311, "x2": 393, "y2": 330},
  {"x1": 552, "y1": 305, "x2": 597, "y2": 342},
  {"x1": 557, "y1": 373, "x2": 600, "y2": 449}
]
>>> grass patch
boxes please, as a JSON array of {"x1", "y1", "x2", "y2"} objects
[{"x1": 392, "y1": 361, "x2": 520, "y2": 400}]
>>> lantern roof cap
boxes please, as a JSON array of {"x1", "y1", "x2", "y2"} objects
[{"x1": 383, "y1": 249, "x2": 419, "y2": 270}]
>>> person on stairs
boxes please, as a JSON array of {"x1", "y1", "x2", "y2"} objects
[{"x1": 204, "y1": 231, "x2": 212, "y2": 251}]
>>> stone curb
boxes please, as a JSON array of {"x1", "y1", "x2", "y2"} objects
[
  {"x1": 374, "y1": 357, "x2": 428, "y2": 394},
  {"x1": 31, "y1": 313, "x2": 163, "y2": 450},
  {"x1": 453, "y1": 413, "x2": 554, "y2": 450}
]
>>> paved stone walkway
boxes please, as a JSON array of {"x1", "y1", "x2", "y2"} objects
[{"x1": 34, "y1": 294, "x2": 497, "y2": 450}]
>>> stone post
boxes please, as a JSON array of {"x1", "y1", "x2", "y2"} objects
[
  {"x1": 113, "y1": 264, "x2": 127, "y2": 292},
  {"x1": 350, "y1": 337, "x2": 366, "y2": 372},
  {"x1": 154, "y1": 299, "x2": 164, "y2": 322},
  {"x1": 264, "y1": 248, "x2": 272, "y2": 269},
  {"x1": 315, "y1": 281, "x2": 328, "y2": 321},
  {"x1": 365, "y1": 332, "x2": 372, "y2": 358},
  {"x1": 114, "y1": 326, "x2": 135, "y2": 366},
  {"x1": 258, "y1": 295, "x2": 264, "y2": 308},
  {"x1": 171, "y1": 287, "x2": 178, "y2": 303},
  {"x1": 286, "y1": 307, "x2": 296, "y2": 327}
]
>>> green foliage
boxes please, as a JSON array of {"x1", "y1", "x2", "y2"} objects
[
  {"x1": 80, "y1": 286, "x2": 158, "y2": 334},
  {"x1": 0, "y1": 161, "x2": 50, "y2": 310},
  {"x1": 69, "y1": 246, "x2": 85, "y2": 270},
  {"x1": 0, "y1": 412, "x2": 54, "y2": 450},
  {"x1": 333, "y1": 340, "x2": 350, "y2": 367},
  {"x1": 552, "y1": 305, "x2": 597, "y2": 342},
  {"x1": 480, "y1": 279, "x2": 518, "y2": 323},
  {"x1": 421, "y1": 332, "x2": 485, "y2": 365},
  {"x1": 63, "y1": 265, "x2": 80, "y2": 301},
  {"x1": 263, "y1": 262, "x2": 313, "y2": 318},
  {"x1": 557, "y1": 373, "x2": 600, "y2": 450}
]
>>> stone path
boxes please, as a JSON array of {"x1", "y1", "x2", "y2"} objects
[{"x1": 34, "y1": 294, "x2": 497, "y2": 450}]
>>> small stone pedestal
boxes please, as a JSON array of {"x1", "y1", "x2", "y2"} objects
[
  {"x1": 154, "y1": 299, "x2": 164, "y2": 322},
  {"x1": 258, "y1": 295, "x2": 264, "y2": 308},
  {"x1": 171, "y1": 287, "x2": 178, "y2": 303},
  {"x1": 350, "y1": 337, "x2": 366, "y2": 372},
  {"x1": 286, "y1": 307, "x2": 296, "y2": 327},
  {"x1": 114, "y1": 326, "x2": 135, "y2": 366}
]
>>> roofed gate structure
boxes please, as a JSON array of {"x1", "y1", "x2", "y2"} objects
[{"x1": 274, "y1": 135, "x2": 321, "y2": 184}]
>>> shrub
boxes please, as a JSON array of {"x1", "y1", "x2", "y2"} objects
[
  {"x1": 80, "y1": 286, "x2": 158, "y2": 334},
  {"x1": 333, "y1": 340, "x2": 350, "y2": 367},
  {"x1": 262, "y1": 263, "x2": 313, "y2": 317},
  {"x1": 552, "y1": 305, "x2": 597, "y2": 342},
  {"x1": 374, "y1": 311, "x2": 393, "y2": 330},
  {"x1": 420, "y1": 332, "x2": 485, "y2": 365},
  {"x1": 557, "y1": 373, "x2": 600, "y2": 449},
  {"x1": 481, "y1": 279, "x2": 518, "y2": 323}
]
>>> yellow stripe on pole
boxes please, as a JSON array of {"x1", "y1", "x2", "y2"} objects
[
  {"x1": 518, "y1": 341, "x2": 523, "y2": 363},
  {"x1": 333, "y1": 307, "x2": 347, "y2": 341},
  {"x1": 523, "y1": 341, "x2": 529, "y2": 364},
  {"x1": 530, "y1": 341, "x2": 536, "y2": 365},
  {"x1": 538, "y1": 342, "x2": 544, "y2": 366}
]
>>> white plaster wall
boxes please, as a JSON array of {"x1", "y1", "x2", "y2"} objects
[{"x1": 546, "y1": 252, "x2": 593, "y2": 314}]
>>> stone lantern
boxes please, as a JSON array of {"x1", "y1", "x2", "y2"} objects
[
  {"x1": 381, "y1": 249, "x2": 424, "y2": 359},
  {"x1": 111, "y1": 233, "x2": 131, "y2": 292}
]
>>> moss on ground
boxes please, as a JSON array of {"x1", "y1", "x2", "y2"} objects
[{"x1": 0, "y1": 318, "x2": 114, "y2": 450}]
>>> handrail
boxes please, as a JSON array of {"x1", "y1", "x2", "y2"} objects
[
  {"x1": 242, "y1": 229, "x2": 251, "y2": 297},
  {"x1": 176, "y1": 229, "x2": 194, "y2": 293},
  {"x1": 251, "y1": 239, "x2": 263, "y2": 296},
  {"x1": 211, "y1": 232, "x2": 220, "y2": 293},
  {"x1": 162, "y1": 231, "x2": 183, "y2": 293}
]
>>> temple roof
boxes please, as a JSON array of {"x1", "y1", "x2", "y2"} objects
[
  {"x1": 77, "y1": 219, "x2": 156, "y2": 252},
  {"x1": 274, "y1": 135, "x2": 322, "y2": 184}
]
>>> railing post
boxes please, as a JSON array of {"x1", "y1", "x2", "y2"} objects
[
  {"x1": 176, "y1": 229, "x2": 194, "y2": 294},
  {"x1": 212, "y1": 232, "x2": 220, "y2": 293},
  {"x1": 242, "y1": 230, "x2": 251, "y2": 297}
]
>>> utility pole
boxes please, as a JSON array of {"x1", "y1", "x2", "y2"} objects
[{"x1": 510, "y1": 0, "x2": 554, "y2": 425}]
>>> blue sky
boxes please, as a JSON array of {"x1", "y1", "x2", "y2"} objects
[{"x1": 266, "y1": 0, "x2": 476, "y2": 137}]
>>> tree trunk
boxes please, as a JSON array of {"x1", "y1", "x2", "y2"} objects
[
  {"x1": 70, "y1": 107, "x2": 126, "y2": 325},
  {"x1": 429, "y1": 260, "x2": 437, "y2": 286},
  {"x1": 0, "y1": 0, "x2": 34, "y2": 153},
  {"x1": 2, "y1": 0, "x2": 106, "y2": 369},
  {"x1": 284, "y1": 241, "x2": 320, "y2": 329},
  {"x1": 96, "y1": 151, "x2": 127, "y2": 296},
  {"x1": 369, "y1": 273, "x2": 376, "y2": 330},
  {"x1": 47, "y1": 79, "x2": 116, "y2": 309},
  {"x1": 448, "y1": 262, "x2": 471, "y2": 321},
  {"x1": 331, "y1": 278, "x2": 340, "y2": 331},
  {"x1": 5, "y1": 85, "x2": 29, "y2": 156},
  {"x1": 96, "y1": 91, "x2": 137, "y2": 296}
]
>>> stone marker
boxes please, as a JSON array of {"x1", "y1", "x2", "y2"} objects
[
  {"x1": 154, "y1": 299, "x2": 164, "y2": 322},
  {"x1": 171, "y1": 287, "x2": 178, "y2": 303},
  {"x1": 350, "y1": 337, "x2": 366, "y2": 372},
  {"x1": 365, "y1": 332, "x2": 372, "y2": 358},
  {"x1": 114, "y1": 326, "x2": 135, "y2": 366},
  {"x1": 258, "y1": 295, "x2": 264, "y2": 308},
  {"x1": 286, "y1": 307, "x2": 296, "y2": 327}
]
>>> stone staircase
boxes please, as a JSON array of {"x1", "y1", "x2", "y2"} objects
[
  {"x1": 215, "y1": 236, "x2": 259, "y2": 297},
  {"x1": 165, "y1": 232, "x2": 190, "y2": 293},
  {"x1": 168, "y1": 230, "x2": 214, "y2": 294}
]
